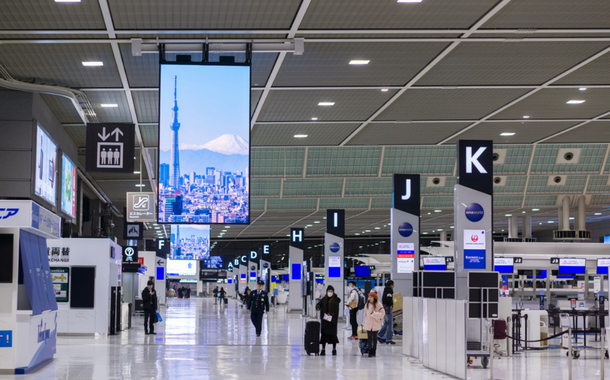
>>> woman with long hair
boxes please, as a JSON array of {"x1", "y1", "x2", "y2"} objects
[
  {"x1": 362, "y1": 291, "x2": 385, "y2": 357},
  {"x1": 316, "y1": 285, "x2": 341, "y2": 355}
]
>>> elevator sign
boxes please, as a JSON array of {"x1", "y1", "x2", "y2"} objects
[{"x1": 86, "y1": 123, "x2": 135, "y2": 173}]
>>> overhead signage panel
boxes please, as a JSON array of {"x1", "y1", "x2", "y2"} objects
[
  {"x1": 393, "y1": 174, "x2": 420, "y2": 216},
  {"x1": 86, "y1": 123, "x2": 135, "y2": 173},
  {"x1": 290, "y1": 228, "x2": 304, "y2": 250},
  {"x1": 456, "y1": 140, "x2": 493, "y2": 196},
  {"x1": 127, "y1": 192, "x2": 156, "y2": 222},
  {"x1": 326, "y1": 209, "x2": 345, "y2": 238}
]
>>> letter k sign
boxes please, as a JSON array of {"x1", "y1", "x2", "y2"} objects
[{"x1": 466, "y1": 146, "x2": 487, "y2": 174}]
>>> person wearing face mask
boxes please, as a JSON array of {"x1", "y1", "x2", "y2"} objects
[
  {"x1": 362, "y1": 291, "x2": 385, "y2": 357},
  {"x1": 316, "y1": 285, "x2": 341, "y2": 355}
]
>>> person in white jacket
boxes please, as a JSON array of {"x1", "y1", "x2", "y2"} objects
[{"x1": 345, "y1": 281, "x2": 359, "y2": 340}]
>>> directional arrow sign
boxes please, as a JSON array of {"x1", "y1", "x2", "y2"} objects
[
  {"x1": 86, "y1": 123, "x2": 135, "y2": 173},
  {"x1": 157, "y1": 260, "x2": 163, "y2": 266}
]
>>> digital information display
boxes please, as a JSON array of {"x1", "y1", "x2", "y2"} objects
[
  {"x1": 559, "y1": 258, "x2": 586, "y2": 274},
  {"x1": 423, "y1": 257, "x2": 446, "y2": 271},
  {"x1": 494, "y1": 258, "x2": 514, "y2": 274},
  {"x1": 166, "y1": 259, "x2": 197, "y2": 276},
  {"x1": 354, "y1": 266, "x2": 371, "y2": 277},
  {"x1": 597, "y1": 258, "x2": 609, "y2": 275},
  {"x1": 170, "y1": 225, "x2": 210, "y2": 260},
  {"x1": 35, "y1": 125, "x2": 57, "y2": 205},
  {"x1": 328, "y1": 256, "x2": 341, "y2": 278},
  {"x1": 158, "y1": 63, "x2": 250, "y2": 224},
  {"x1": 61, "y1": 154, "x2": 77, "y2": 218},
  {"x1": 463, "y1": 229, "x2": 486, "y2": 270},
  {"x1": 396, "y1": 242, "x2": 415, "y2": 274},
  {"x1": 202, "y1": 256, "x2": 223, "y2": 269}
]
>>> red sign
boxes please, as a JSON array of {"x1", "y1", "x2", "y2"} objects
[
  {"x1": 138, "y1": 257, "x2": 144, "y2": 265},
  {"x1": 471, "y1": 235, "x2": 478, "y2": 242}
]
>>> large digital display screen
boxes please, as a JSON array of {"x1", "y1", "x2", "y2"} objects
[
  {"x1": 170, "y1": 225, "x2": 210, "y2": 260},
  {"x1": 166, "y1": 259, "x2": 197, "y2": 276},
  {"x1": 202, "y1": 256, "x2": 223, "y2": 269},
  {"x1": 158, "y1": 63, "x2": 250, "y2": 224},
  {"x1": 61, "y1": 153, "x2": 77, "y2": 218},
  {"x1": 424, "y1": 257, "x2": 447, "y2": 271},
  {"x1": 558, "y1": 258, "x2": 586, "y2": 274},
  {"x1": 35, "y1": 125, "x2": 57, "y2": 205},
  {"x1": 354, "y1": 266, "x2": 371, "y2": 277}
]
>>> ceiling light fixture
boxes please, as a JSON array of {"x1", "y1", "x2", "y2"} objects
[
  {"x1": 595, "y1": 212, "x2": 602, "y2": 215},
  {"x1": 101, "y1": 104, "x2": 118, "y2": 108},
  {"x1": 349, "y1": 60, "x2": 370, "y2": 65},
  {"x1": 523, "y1": 115, "x2": 530, "y2": 119},
  {"x1": 294, "y1": 134, "x2": 308, "y2": 138},
  {"x1": 532, "y1": 208, "x2": 539, "y2": 211},
  {"x1": 135, "y1": 184, "x2": 145, "y2": 187},
  {"x1": 133, "y1": 171, "x2": 141, "y2": 174},
  {"x1": 500, "y1": 132, "x2": 515, "y2": 136},
  {"x1": 505, "y1": 214, "x2": 512, "y2": 217},
  {"x1": 397, "y1": 0, "x2": 423, "y2": 2},
  {"x1": 318, "y1": 102, "x2": 335, "y2": 106},
  {"x1": 311, "y1": 117, "x2": 318, "y2": 120},
  {"x1": 579, "y1": 87, "x2": 587, "y2": 91},
  {"x1": 381, "y1": 88, "x2": 389, "y2": 92},
  {"x1": 566, "y1": 100, "x2": 585, "y2": 104},
  {"x1": 422, "y1": 232, "x2": 428, "y2": 235},
  {"x1": 434, "y1": 209, "x2": 442, "y2": 212},
  {"x1": 548, "y1": 221, "x2": 554, "y2": 223},
  {"x1": 82, "y1": 61, "x2": 103, "y2": 66}
]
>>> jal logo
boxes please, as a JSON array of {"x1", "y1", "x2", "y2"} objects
[
  {"x1": 329, "y1": 242, "x2": 341, "y2": 253},
  {"x1": 471, "y1": 235, "x2": 479, "y2": 243},
  {"x1": 465, "y1": 203, "x2": 484, "y2": 222},
  {"x1": 398, "y1": 222, "x2": 413, "y2": 237},
  {"x1": 0, "y1": 208, "x2": 18, "y2": 219}
]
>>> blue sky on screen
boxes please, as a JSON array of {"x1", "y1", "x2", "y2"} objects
[{"x1": 159, "y1": 64, "x2": 250, "y2": 151}]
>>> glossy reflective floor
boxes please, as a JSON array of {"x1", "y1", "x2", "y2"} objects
[{"x1": 2, "y1": 297, "x2": 608, "y2": 379}]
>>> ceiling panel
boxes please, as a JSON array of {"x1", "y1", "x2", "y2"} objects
[
  {"x1": 543, "y1": 121, "x2": 610, "y2": 143},
  {"x1": 120, "y1": 33, "x2": 285, "y2": 39},
  {"x1": 307, "y1": 146, "x2": 381, "y2": 176},
  {"x1": 258, "y1": 89, "x2": 398, "y2": 122},
  {"x1": 347, "y1": 122, "x2": 470, "y2": 145},
  {"x1": 553, "y1": 53, "x2": 610, "y2": 85},
  {"x1": 0, "y1": 34, "x2": 108, "y2": 39},
  {"x1": 42, "y1": 94, "x2": 83, "y2": 124},
  {"x1": 64, "y1": 125, "x2": 87, "y2": 148},
  {"x1": 283, "y1": 178, "x2": 343, "y2": 197},
  {"x1": 382, "y1": 146, "x2": 456, "y2": 175},
  {"x1": 530, "y1": 144, "x2": 606, "y2": 173},
  {"x1": 493, "y1": 195, "x2": 523, "y2": 208},
  {"x1": 494, "y1": 175, "x2": 527, "y2": 194},
  {"x1": 252, "y1": 123, "x2": 359, "y2": 146},
  {"x1": 417, "y1": 42, "x2": 610, "y2": 86},
  {"x1": 345, "y1": 177, "x2": 392, "y2": 197},
  {"x1": 0, "y1": 1, "x2": 105, "y2": 30},
  {"x1": 132, "y1": 91, "x2": 158, "y2": 123},
  {"x1": 527, "y1": 175, "x2": 588, "y2": 193},
  {"x1": 251, "y1": 147, "x2": 304, "y2": 177},
  {"x1": 108, "y1": 0, "x2": 301, "y2": 29},
  {"x1": 445, "y1": 121, "x2": 578, "y2": 144},
  {"x1": 490, "y1": 88, "x2": 610, "y2": 120},
  {"x1": 493, "y1": 145, "x2": 532, "y2": 174},
  {"x1": 0, "y1": 43, "x2": 122, "y2": 88},
  {"x1": 139, "y1": 124, "x2": 159, "y2": 147},
  {"x1": 295, "y1": 33, "x2": 462, "y2": 38},
  {"x1": 376, "y1": 88, "x2": 529, "y2": 121},
  {"x1": 274, "y1": 42, "x2": 449, "y2": 87},
  {"x1": 84, "y1": 91, "x2": 133, "y2": 123},
  {"x1": 300, "y1": 0, "x2": 497, "y2": 29},
  {"x1": 483, "y1": 0, "x2": 610, "y2": 28},
  {"x1": 251, "y1": 90, "x2": 263, "y2": 117},
  {"x1": 586, "y1": 175, "x2": 610, "y2": 193}
]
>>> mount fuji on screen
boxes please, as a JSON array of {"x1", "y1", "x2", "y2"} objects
[{"x1": 158, "y1": 64, "x2": 250, "y2": 224}]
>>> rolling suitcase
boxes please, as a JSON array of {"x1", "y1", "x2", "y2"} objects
[
  {"x1": 224, "y1": 298, "x2": 228, "y2": 305},
  {"x1": 304, "y1": 321, "x2": 320, "y2": 356}
]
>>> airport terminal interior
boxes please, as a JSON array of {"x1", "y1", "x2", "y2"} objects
[{"x1": 1, "y1": 0, "x2": 610, "y2": 379}]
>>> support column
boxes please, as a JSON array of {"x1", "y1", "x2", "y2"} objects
[
  {"x1": 562, "y1": 195, "x2": 571, "y2": 231},
  {"x1": 523, "y1": 216, "x2": 532, "y2": 238},
  {"x1": 325, "y1": 209, "x2": 345, "y2": 303},
  {"x1": 576, "y1": 195, "x2": 586, "y2": 231},
  {"x1": 391, "y1": 174, "x2": 420, "y2": 297},
  {"x1": 440, "y1": 230, "x2": 447, "y2": 241},
  {"x1": 508, "y1": 216, "x2": 518, "y2": 239},
  {"x1": 288, "y1": 228, "x2": 304, "y2": 312}
]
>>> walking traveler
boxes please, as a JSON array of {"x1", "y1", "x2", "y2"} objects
[
  {"x1": 362, "y1": 291, "x2": 385, "y2": 357},
  {"x1": 213, "y1": 286, "x2": 219, "y2": 304},
  {"x1": 142, "y1": 280, "x2": 157, "y2": 335},
  {"x1": 378, "y1": 280, "x2": 396, "y2": 344},
  {"x1": 316, "y1": 285, "x2": 341, "y2": 356},
  {"x1": 248, "y1": 280, "x2": 269, "y2": 337}
]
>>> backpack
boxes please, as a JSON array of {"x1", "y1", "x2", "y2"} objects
[{"x1": 356, "y1": 289, "x2": 366, "y2": 311}]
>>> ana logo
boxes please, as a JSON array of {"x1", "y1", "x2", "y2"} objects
[
  {"x1": 398, "y1": 222, "x2": 413, "y2": 237},
  {"x1": 471, "y1": 235, "x2": 479, "y2": 243},
  {"x1": 0, "y1": 208, "x2": 19, "y2": 219},
  {"x1": 329, "y1": 242, "x2": 341, "y2": 253},
  {"x1": 465, "y1": 203, "x2": 484, "y2": 222}
]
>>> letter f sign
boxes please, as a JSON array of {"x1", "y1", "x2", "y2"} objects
[
  {"x1": 401, "y1": 179, "x2": 411, "y2": 200},
  {"x1": 466, "y1": 146, "x2": 487, "y2": 174}
]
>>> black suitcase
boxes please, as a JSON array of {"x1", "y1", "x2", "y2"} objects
[
  {"x1": 224, "y1": 298, "x2": 228, "y2": 305},
  {"x1": 304, "y1": 321, "x2": 320, "y2": 356}
]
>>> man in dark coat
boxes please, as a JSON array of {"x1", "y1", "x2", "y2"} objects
[
  {"x1": 248, "y1": 280, "x2": 269, "y2": 337},
  {"x1": 316, "y1": 285, "x2": 341, "y2": 356},
  {"x1": 378, "y1": 280, "x2": 395, "y2": 344},
  {"x1": 142, "y1": 280, "x2": 157, "y2": 335}
]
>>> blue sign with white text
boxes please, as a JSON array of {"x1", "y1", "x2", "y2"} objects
[
  {"x1": 0, "y1": 330, "x2": 12, "y2": 347},
  {"x1": 464, "y1": 249, "x2": 486, "y2": 269}
]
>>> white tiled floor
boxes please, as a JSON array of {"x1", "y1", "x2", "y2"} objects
[{"x1": 2, "y1": 298, "x2": 608, "y2": 379}]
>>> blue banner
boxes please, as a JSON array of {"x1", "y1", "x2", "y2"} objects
[{"x1": 464, "y1": 249, "x2": 486, "y2": 269}]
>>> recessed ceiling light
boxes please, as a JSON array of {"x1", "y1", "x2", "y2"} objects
[
  {"x1": 500, "y1": 132, "x2": 515, "y2": 136},
  {"x1": 434, "y1": 210, "x2": 442, "y2": 212},
  {"x1": 595, "y1": 212, "x2": 602, "y2": 215},
  {"x1": 221, "y1": 230, "x2": 227, "y2": 232},
  {"x1": 355, "y1": 233, "x2": 360, "y2": 236},
  {"x1": 523, "y1": 115, "x2": 530, "y2": 119},
  {"x1": 532, "y1": 208, "x2": 539, "y2": 211},
  {"x1": 135, "y1": 184, "x2": 145, "y2": 187},
  {"x1": 375, "y1": 227, "x2": 381, "y2": 230},
  {"x1": 365, "y1": 230, "x2": 371, "y2": 232},
  {"x1": 522, "y1": 211, "x2": 526, "y2": 213},
  {"x1": 306, "y1": 225, "x2": 313, "y2": 227},
  {"x1": 311, "y1": 117, "x2": 318, "y2": 120},
  {"x1": 422, "y1": 232, "x2": 428, "y2": 235},
  {"x1": 505, "y1": 214, "x2": 512, "y2": 217},
  {"x1": 349, "y1": 60, "x2": 370, "y2": 65},
  {"x1": 82, "y1": 61, "x2": 103, "y2": 66},
  {"x1": 450, "y1": 226, "x2": 454, "y2": 229},
  {"x1": 398, "y1": 0, "x2": 423, "y2": 2},
  {"x1": 579, "y1": 87, "x2": 587, "y2": 91},
  {"x1": 569, "y1": 217, "x2": 574, "y2": 220},
  {"x1": 154, "y1": 227, "x2": 160, "y2": 229},
  {"x1": 224, "y1": 226, "x2": 230, "y2": 228},
  {"x1": 314, "y1": 221, "x2": 320, "y2": 224},
  {"x1": 566, "y1": 100, "x2": 585, "y2": 104},
  {"x1": 548, "y1": 221, "x2": 554, "y2": 223},
  {"x1": 318, "y1": 102, "x2": 335, "y2": 106},
  {"x1": 437, "y1": 229, "x2": 443, "y2": 231},
  {"x1": 294, "y1": 134, "x2": 308, "y2": 138},
  {"x1": 381, "y1": 88, "x2": 389, "y2": 92},
  {"x1": 101, "y1": 104, "x2": 118, "y2": 108},
  {"x1": 133, "y1": 171, "x2": 141, "y2": 174}
]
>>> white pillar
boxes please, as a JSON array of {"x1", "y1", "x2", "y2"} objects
[
  {"x1": 562, "y1": 196, "x2": 571, "y2": 231},
  {"x1": 508, "y1": 216, "x2": 518, "y2": 238},
  {"x1": 523, "y1": 216, "x2": 532, "y2": 238},
  {"x1": 440, "y1": 230, "x2": 447, "y2": 241},
  {"x1": 576, "y1": 195, "x2": 586, "y2": 231}
]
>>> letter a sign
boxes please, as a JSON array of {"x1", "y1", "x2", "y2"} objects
[
  {"x1": 86, "y1": 123, "x2": 135, "y2": 173},
  {"x1": 457, "y1": 140, "x2": 493, "y2": 195}
]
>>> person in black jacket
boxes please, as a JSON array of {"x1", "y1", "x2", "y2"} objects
[
  {"x1": 248, "y1": 280, "x2": 269, "y2": 337},
  {"x1": 378, "y1": 280, "x2": 395, "y2": 344},
  {"x1": 316, "y1": 285, "x2": 341, "y2": 356},
  {"x1": 142, "y1": 281, "x2": 157, "y2": 335}
]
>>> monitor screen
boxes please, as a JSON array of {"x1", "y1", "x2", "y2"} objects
[
  {"x1": 282, "y1": 274, "x2": 289, "y2": 282},
  {"x1": 35, "y1": 124, "x2": 57, "y2": 205},
  {"x1": 423, "y1": 257, "x2": 447, "y2": 271},
  {"x1": 597, "y1": 258, "x2": 610, "y2": 275},
  {"x1": 158, "y1": 63, "x2": 250, "y2": 224},
  {"x1": 494, "y1": 258, "x2": 514, "y2": 274},
  {"x1": 61, "y1": 153, "x2": 77, "y2": 218},
  {"x1": 166, "y1": 259, "x2": 197, "y2": 276},
  {"x1": 202, "y1": 256, "x2": 223, "y2": 269},
  {"x1": 354, "y1": 266, "x2": 371, "y2": 277},
  {"x1": 605, "y1": 236, "x2": 610, "y2": 244},
  {"x1": 227, "y1": 278, "x2": 232, "y2": 284},
  {"x1": 170, "y1": 225, "x2": 210, "y2": 260},
  {"x1": 558, "y1": 258, "x2": 586, "y2": 274}
]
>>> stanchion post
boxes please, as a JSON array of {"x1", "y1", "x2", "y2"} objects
[
  {"x1": 489, "y1": 322, "x2": 494, "y2": 380},
  {"x1": 601, "y1": 327, "x2": 605, "y2": 380},
  {"x1": 568, "y1": 327, "x2": 572, "y2": 380}
]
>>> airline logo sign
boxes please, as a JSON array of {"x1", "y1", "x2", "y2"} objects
[
  {"x1": 463, "y1": 229, "x2": 486, "y2": 269},
  {"x1": 424, "y1": 257, "x2": 445, "y2": 266},
  {"x1": 398, "y1": 222, "x2": 413, "y2": 237},
  {"x1": 562, "y1": 258, "x2": 585, "y2": 267},
  {"x1": 392, "y1": 174, "x2": 420, "y2": 216},
  {"x1": 457, "y1": 140, "x2": 493, "y2": 195},
  {"x1": 329, "y1": 242, "x2": 341, "y2": 253},
  {"x1": 396, "y1": 242, "x2": 415, "y2": 274},
  {"x1": 465, "y1": 203, "x2": 484, "y2": 222}
]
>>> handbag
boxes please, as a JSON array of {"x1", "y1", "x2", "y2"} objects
[
  {"x1": 156, "y1": 312, "x2": 163, "y2": 323},
  {"x1": 357, "y1": 326, "x2": 368, "y2": 340}
]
